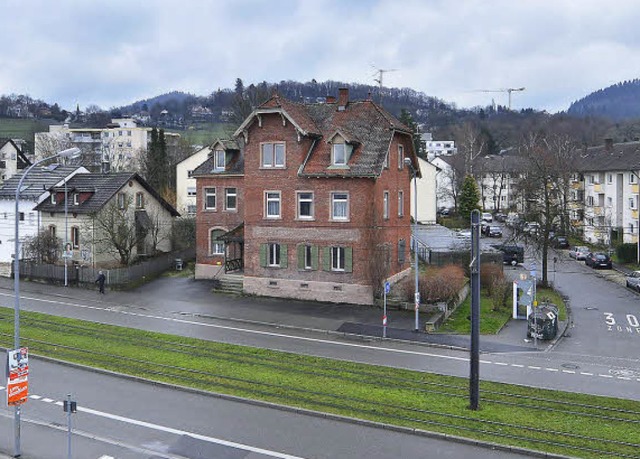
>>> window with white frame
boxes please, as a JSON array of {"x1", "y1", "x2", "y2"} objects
[
  {"x1": 214, "y1": 150, "x2": 225, "y2": 171},
  {"x1": 225, "y1": 188, "x2": 237, "y2": 211},
  {"x1": 73, "y1": 193, "x2": 79, "y2": 205},
  {"x1": 117, "y1": 192, "x2": 126, "y2": 209},
  {"x1": 297, "y1": 191, "x2": 314, "y2": 219},
  {"x1": 383, "y1": 191, "x2": 389, "y2": 219},
  {"x1": 187, "y1": 205, "x2": 196, "y2": 215},
  {"x1": 265, "y1": 191, "x2": 281, "y2": 218},
  {"x1": 71, "y1": 226, "x2": 80, "y2": 249},
  {"x1": 209, "y1": 229, "x2": 225, "y2": 255},
  {"x1": 630, "y1": 197, "x2": 637, "y2": 209},
  {"x1": 261, "y1": 142, "x2": 285, "y2": 168},
  {"x1": 332, "y1": 143, "x2": 346, "y2": 166},
  {"x1": 631, "y1": 173, "x2": 637, "y2": 184},
  {"x1": 204, "y1": 187, "x2": 216, "y2": 210},
  {"x1": 331, "y1": 246, "x2": 345, "y2": 271},
  {"x1": 588, "y1": 175, "x2": 595, "y2": 185},
  {"x1": 398, "y1": 190, "x2": 404, "y2": 217},
  {"x1": 303, "y1": 245, "x2": 313, "y2": 269},
  {"x1": 187, "y1": 187, "x2": 196, "y2": 197},
  {"x1": 50, "y1": 193, "x2": 56, "y2": 204},
  {"x1": 135, "y1": 192, "x2": 144, "y2": 209},
  {"x1": 587, "y1": 195, "x2": 594, "y2": 206},
  {"x1": 608, "y1": 174, "x2": 613, "y2": 183},
  {"x1": 331, "y1": 192, "x2": 349, "y2": 220},
  {"x1": 631, "y1": 223, "x2": 635, "y2": 235},
  {"x1": 397, "y1": 145, "x2": 404, "y2": 169},
  {"x1": 268, "y1": 243, "x2": 281, "y2": 266}
]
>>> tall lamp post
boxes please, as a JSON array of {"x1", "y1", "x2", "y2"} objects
[
  {"x1": 404, "y1": 157, "x2": 420, "y2": 331},
  {"x1": 13, "y1": 147, "x2": 80, "y2": 457}
]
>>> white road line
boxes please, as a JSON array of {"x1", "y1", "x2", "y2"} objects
[
  {"x1": 41, "y1": 398, "x2": 54, "y2": 403},
  {"x1": 562, "y1": 370, "x2": 576, "y2": 374},
  {"x1": 29, "y1": 394, "x2": 41, "y2": 400},
  {"x1": 599, "y1": 375, "x2": 614, "y2": 378},
  {"x1": 528, "y1": 366, "x2": 541, "y2": 370},
  {"x1": 580, "y1": 372, "x2": 593, "y2": 376},
  {"x1": 511, "y1": 364, "x2": 524, "y2": 368},
  {"x1": 545, "y1": 368, "x2": 559, "y2": 372},
  {"x1": 494, "y1": 362, "x2": 508, "y2": 366}
]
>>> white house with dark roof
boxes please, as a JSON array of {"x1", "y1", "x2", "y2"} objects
[
  {"x1": 0, "y1": 138, "x2": 31, "y2": 182},
  {"x1": 0, "y1": 165, "x2": 89, "y2": 273},
  {"x1": 36, "y1": 172, "x2": 180, "y2": 267}
]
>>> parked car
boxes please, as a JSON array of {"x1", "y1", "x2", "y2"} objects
[
  {"x1": 494, "y1": 212, "x2": 507, "y2": 223},
  {"x1": 552, "y1": 235, "x2": 570, "y2": 249},
  {"x1": 438, "y1": 207, "x2": 451, "y2": 216},
  {"x1": 457, "y1": 228, "x2": 472, "y2": 239},
  {"x1": 481, "y1": 212, "x2": 493, "y2": 223},
  {"x1": 524, "y1": 222, "x2": 540, "y2": 236},
  {"x1": 486, "y1": 225, "x2": 503, "y2": 237},
  {"x1": 585, "y1": 252, "x2": 612, "y2": 269},
  {"x1": 625, "y1": 271, "x2": 640, "y2": 292},
  {"x1": 569, "y1": 246, "x2": 589, "y2": 260},
  {"x1": 496, "y1": 244, "x2": 524, "y2": 265}
]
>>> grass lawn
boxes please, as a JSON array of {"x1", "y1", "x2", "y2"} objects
[
  {"x1": 435, "y1": 286, "x2": 567, "y2": 334},
  {"x1": 0, "y1": 118, "x2": 50, "y2": 142},
  {"x1": 0, "y1": 307, "x2": 636, "y2": 458},
  {"x1": 167, "y1": 122, "x2": 236, "y2": 146}
]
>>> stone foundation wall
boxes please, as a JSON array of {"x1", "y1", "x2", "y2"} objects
[{"x1": 243, "y1": 276, "x2": 373, "y2": 305}]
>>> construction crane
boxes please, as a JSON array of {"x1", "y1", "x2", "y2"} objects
[{"x1": 474, "y1": 87, "x2": 525, "y2": 110}]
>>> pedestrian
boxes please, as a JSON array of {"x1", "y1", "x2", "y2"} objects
[{"x1": 95, "y1": 271, "x2": 106, "y2": 294}]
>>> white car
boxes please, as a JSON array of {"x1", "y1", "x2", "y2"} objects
[
  {"x1": 481, "y1": 212, "x2": 493, "y2": 222},
  {"x1": 625, "y1": 271, "x2": 640, "y2": 292},
  {"x1": 569, "y1": 246, "x2": 589, "y2": 260}
]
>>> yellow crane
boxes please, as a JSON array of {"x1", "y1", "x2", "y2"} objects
[{"x1": 475, "y1": 87, "x2": 525, "y2": 110}]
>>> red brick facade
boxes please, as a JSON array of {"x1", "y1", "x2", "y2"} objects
[{"x1": 194, "y1": 90, "x2": 417, "y2": 304}]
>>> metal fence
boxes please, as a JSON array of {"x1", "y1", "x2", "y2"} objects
[{"x1": 15, "y1": 248, "x2": 195, "y2": 288}]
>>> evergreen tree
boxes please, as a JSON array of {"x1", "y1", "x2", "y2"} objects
[
  {"x1": 398, "y1": 109, "x2": 424, "y2": 158},
  {"x1": 458, "y1": 174, "x2": 481, "y2": 220},
  {"x1": 144, "y1": 127, "x2": 169, "y2": 192}
]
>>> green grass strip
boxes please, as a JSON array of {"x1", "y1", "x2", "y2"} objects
[{"x1": 0, "y1": 307, "x2": 638, "y2": 458}]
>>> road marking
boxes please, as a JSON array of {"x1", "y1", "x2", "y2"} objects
[
  {"x1": 528, "y1": 366, "x2": 541, "y2": 370},
  {"x1": 511, "y1": 364, "x2": 524, "y2": 368},
  {"x1": 494, "y1": 362, "x2": 508, "y2": 366},
  {"x1": 41, "y1": 397, "x2": 54, "y2": 403},
  {"x1": 580, "y1": 372, "x2": 593, "y2": 376},
  {"x1": 545, "y1": 368, "x2": 559, "y2": 372}
]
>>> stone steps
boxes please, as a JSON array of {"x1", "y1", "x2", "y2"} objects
[{"x1": 214, "y1": 274, "x2": 244, "y2": 294}]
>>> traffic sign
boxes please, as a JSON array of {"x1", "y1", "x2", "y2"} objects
[{"x1": 384, "y1": 282, "x2": 390, "y2": 294}]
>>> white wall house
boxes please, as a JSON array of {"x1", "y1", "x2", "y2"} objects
[
  {"x1": 0, "y1": 138, "x2": 31, "y2": 182},
  {"x1": 431, "y1": 156, "x2": 457, "y2": 212},
  {"x1": 176, "y1": 144, "x2": 213, "y2": 216},
  {"x1": 0, "y1": 165, "x2": 89, "y2": 274},
  {"x1": 421, "y1": 133, "x2": 457, "y2": 160},
  {"x1": 412, "y1": 157, "x2": 437, "y2": 224}
]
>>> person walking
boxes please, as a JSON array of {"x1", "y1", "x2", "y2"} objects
[{"x1": 95, "y1": 271, "x2": 106, "y2": 294}]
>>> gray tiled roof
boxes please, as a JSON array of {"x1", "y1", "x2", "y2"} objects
[
  {"x1": 0, "y1": 165, "x2": 82, "y2": 200},
  {"x1": 35, "y1": 172, "x2": 180, "y2": 216},
  {"x1": 574, "y1": 141, "x2": 640, "y2": 172}
]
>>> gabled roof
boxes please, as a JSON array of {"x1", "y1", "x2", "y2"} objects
[
  {"x1": 0, "y1": 165, "x2": 83, "y2": 200},
  {"x1": 192, "y1": 138, "x2": 243, "y2": 176},
  {"x1": 574, "y1": 141, "x2": 640, "y2": 172},
  {"x1": 35, "y1": 172, "x2": 180, "y2": 216},
  {"x1": 234, "y1": 92, "x2": 416, "y2": 178}
]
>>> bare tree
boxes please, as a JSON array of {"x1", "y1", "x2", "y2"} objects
[{"x1": 22, "y1": 230, "x2": 62, "y2": 264}]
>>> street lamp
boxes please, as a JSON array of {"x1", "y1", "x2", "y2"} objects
[
  {"x1": 12, "y1": 147, "x2": 80, "y2": 457},
  {"x1": 404, "y1": 157, "x2": 420, "y2": 331}
]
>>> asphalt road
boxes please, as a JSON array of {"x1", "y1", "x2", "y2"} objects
[{"x1": 0, "y1": 359, "x2": 534, "y2": 459}]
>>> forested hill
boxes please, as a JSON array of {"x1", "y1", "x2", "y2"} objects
[{"x1": 567, "y1": 79, "x2": 640, "y2": 120}]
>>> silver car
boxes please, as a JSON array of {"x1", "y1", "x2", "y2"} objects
[
  {"x1": 625, "y1": 271, "x2": 640, "y2": 292},
  {"x1": 569, "y1": 246, "x2": 589, "y2": 260}
]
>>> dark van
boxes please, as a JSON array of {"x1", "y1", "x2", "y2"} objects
[{"x1": 496, "y1": 244, "x2": 524, "y2": 265}]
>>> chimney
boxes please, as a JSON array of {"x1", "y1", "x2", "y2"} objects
[
  {"x1": 604, "y1": 138, "x2": 614, "y2": 152},
  {"x1": 337, "y1": 88, "x2": 349, "y2": 111},
  {"x1": 326, "y1": 95, "x2": 336, "y2": 103}
]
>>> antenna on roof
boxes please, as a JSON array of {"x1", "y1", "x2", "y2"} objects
[{"x1": 371, "y1": 65, "x2": 398, "y2": 103}]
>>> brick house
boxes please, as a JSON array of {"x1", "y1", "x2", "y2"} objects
[{"x1": 194, "y1": 89, "x2": 419, "y2": 305}]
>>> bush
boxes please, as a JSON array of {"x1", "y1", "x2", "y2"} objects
[
  {"x1": 480, "y1": 263, "x2": 504, "y2": 295},
  {"x1": 405, "y1": 265, "x2": 466, "y2": 305},
  {"x1": 490, "y1": 278, "x2": 512, "y2": 311},
  {"x1": 616, "y1": 243, "x2": 637, "y2": 263}
]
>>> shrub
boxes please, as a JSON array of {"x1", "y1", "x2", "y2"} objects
[
  {"x1": 616, "y1": 243, "x2": 637, "y2": 263},
  {"x1": 405, "y1": 265, "x2": 466, "y2": 306},
  {"x1": 480, "y1": 263, "x2": 504, "y2": 295},
  {"x1": 491, "y1": 278, "x2": 512, "y2": 311}
]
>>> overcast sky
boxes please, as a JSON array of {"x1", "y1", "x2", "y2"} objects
[{"x1": 2, "y1": 0, "x2": 640, "y2": 114}]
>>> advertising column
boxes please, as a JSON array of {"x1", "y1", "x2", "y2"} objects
[{"x1": 6, "y1": 347, "x2": 29, "y2": 406}]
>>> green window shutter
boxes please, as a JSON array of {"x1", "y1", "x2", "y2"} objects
[
  {"x1": 323, "y1": 247, "x2": 331, "y2": 271},
  {"x1": 311, "y1": 245, "x2": 319, "y2": 270},
  {"x1": 345, "y1": 247, "x2": 353, "y2": 273},
  {"x1": 297, "y1": 245, "x2": 305, "y2": 269},
  {"x1": 280, "y1": 244, "x2": 288, "y2": 268},
  {"x1": 259, "y1": 243, "x2": 267, "y2": 267}
]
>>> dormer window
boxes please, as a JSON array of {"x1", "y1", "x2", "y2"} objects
[
  {"x1": 214, "y1": 150, "x2": 225, "y2": 171},
  {"x1": 51, "y1": 193, "x2": 57, "y2": 204},
  {"x1": 73, "y1": 193, "x2": 79, "y2": 206},
  {"x1": 332, "y1": 143, "x2": 347, "y2": 166}
]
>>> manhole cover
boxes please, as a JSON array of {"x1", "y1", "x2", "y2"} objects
[
  {"x1": 561, "y1": 363, "x2": 580, "y2": 370},
  {"x1": 584, "y1": 307, "x2": 598, "y2": 310}
]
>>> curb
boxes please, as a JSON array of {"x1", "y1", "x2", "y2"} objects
[{"x1": 31, "y1": 354, "x2": 574, "y2": 459}]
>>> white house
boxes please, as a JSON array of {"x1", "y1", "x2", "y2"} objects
[
  {"x1": 412, "y1": 157, "x2": 438, "y2": 224},
  {"x1": 0, "y1": 138, "x2": 31, "y2": 182},
  {"x1": 431, "y1": 155, "x2": 457, "y2": 212},
  {"x1": 176, "y1": 143, "x2": 213, "y2": 216},
  {"x1": 0, "y1": 165, "x2": 89, "y2": 274}
]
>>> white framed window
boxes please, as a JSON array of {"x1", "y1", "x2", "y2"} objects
[
  {"x1": 135, "y1": 192, "x2": 144, "y2": 209},
  {"x1": 204, "y1": 187, "x2": 216, "y2": 210},
  {"x1": 214, "y1": 150, "x2": 225, "y2": 171},
  {"x1": 588, "y1": 175, "x2": 595, "y2": 185},
  {"x1": 631, "y1": 223, "x2": 635, "y2": 235},
  {"x1": 397, "y1": 144, "x2": 404, "y2": 169},
  {"x1": 586, "y1": 195, "x2": 594, "y2": 206},
  {"x1": 331, "y1": 246, "x2": 345, "y2": 271},
  {"x1": 187, "y1": 187, "x2": 196, "y2": 197},
  {"x1": 268, "y1": 243, "x2": 281, "y2": 266},
  {"x1": 332, "y1": 143, "x2": 346, "y2": 166},
  {"x1": 608, "y1": 174, "x2": 613, "y2": 183},
  {"x1": 383, "y1": 191, "x2": 389, "y2": 219},
  {"x1": 209, "y1": 229, "x2": 225, "y2": 255},
  {"x1": 73, "y1": 193, "x2": 79, "y2": 206},
  {"x1": 265, "y1": 191, "x2": 281, "y2": 218},
  {"x1": 71, "y1": 226, "x2": 80, "y2": 249},
  {"x1": 187, "y1": 205, "x2": 196, "y2": 215},
  {"x1": 331, "y1": 192, "x2": 349, "y2": 221},
  {"x1": 398, "y1": 190, "x2": 404, "y2": 217},
  {"x1": 50, "y1": 193, "x2": 56, "y2": 204},
  {"x1": 297, "y1": 191, "x2": 314, "y2": 219},
  {"x1": 303, "y1": 245, "x2": 313, "y2": 269},
  {"x1": 630, "y1": 197, "x2": 637, "y2": 209},
  {"x1": 117, "y1": 192, "x2": 126, "y2": 209},
  {"x1": 225, "y1": 188, "x2": 237, "y2": 211},
  {"x1": 261, "y1": 142, "x2": 286, "y2": 168},
  {"x1": 631, "y1": 173, "x2": 637, "y2": 184}
]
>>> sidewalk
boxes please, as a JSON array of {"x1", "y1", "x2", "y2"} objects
[{"x1": 0, "y1": 274, "x2": 545, "y2": 353}]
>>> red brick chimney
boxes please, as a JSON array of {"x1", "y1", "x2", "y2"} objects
[
  {"x1": 604, "y1": 138, "x2": 614, "y2": 152},
  {"x1": 326, "y1": 95, "x2": 336, "y2": 103},
  {"x1": 337, "y1": 88, "x2": 349, "y2": 111}
]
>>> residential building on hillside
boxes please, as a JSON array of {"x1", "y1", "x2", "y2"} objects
[
  {"x1": 35, "y1": 172, "x2": 179, "y2": 267},
  {"x1": 575, "y1": 139, "x2": 640, "y2": 245},
  {"x1": 34, "y1": 118, "x2": 180, "y2": 173},
  {"x1": 413, "y1": 157, "x2": 438, "y2": 224},
  {"x1": 422, "y1": 132, "x2": 457, "y2": 160},
  {"x1": 0, "y1": 138, "x2": 31, "y2": 182},
  {"x1": 0, "y1": 165, "x2": 89, "y2": 273},
  {"x1": 193, "y1": 89, "x2": 419, "y2": 305},
  {"x1": 475, "y1": 152, "x2": 527, "y2": 213}
]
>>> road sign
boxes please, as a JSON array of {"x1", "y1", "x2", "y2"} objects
[{"x1": 384, "y1": 282, "x2": 390, "y2": 294}]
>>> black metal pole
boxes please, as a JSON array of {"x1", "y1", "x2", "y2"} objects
[{"x1": 470, "y1": 209, "x2": 481, "y2": 410}]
